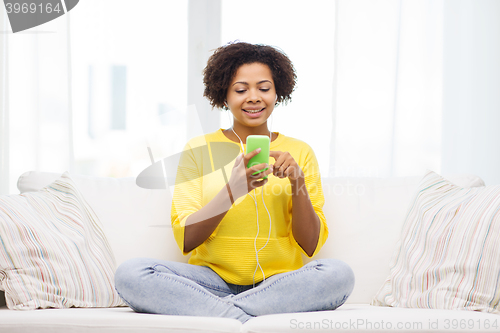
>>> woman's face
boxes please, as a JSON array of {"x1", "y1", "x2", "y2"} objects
[{"x1": 226, "y1": 62, "x2": 277, "y2": 130}]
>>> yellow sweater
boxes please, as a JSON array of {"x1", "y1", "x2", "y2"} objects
[{"x1": 171, "y1": 129, "x2": 328, "y2": 285}]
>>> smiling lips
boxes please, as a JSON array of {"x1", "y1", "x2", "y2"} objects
[{"x1": 242, "y1": 108, "x2": 265, "y2": 117}]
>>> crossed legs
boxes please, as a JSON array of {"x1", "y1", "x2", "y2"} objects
[{"x1": 114, "y1": 258, "x2": 354, "y2": 323}]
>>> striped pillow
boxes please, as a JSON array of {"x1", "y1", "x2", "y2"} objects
[
  {"x1": 0, "y1": 172, "x2": 125, "y2": 309},
  {"x1": 372, "y1": 170, "x2": 500, "y2": 313}
]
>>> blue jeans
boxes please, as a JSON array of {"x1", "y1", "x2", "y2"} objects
[{"x1": 114, "y1": 258, "x2": 355, "y2": 323}]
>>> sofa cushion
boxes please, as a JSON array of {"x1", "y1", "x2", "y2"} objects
[
  {"x1": 372, "y1": 170, "x2": 500, "y2": 314},
  {"x1": 0, "y1": 172, "x2": 124, "y2": 309},
  {"x1": 241, "y1": 304, "x2": 500, "y2": 333},
  {"x1": 17, "y1": 171, "x2": 186, "y2": 267},
  {"x1": 2, "y1": 304, "x2": 499, "y2": 333},
  {"x1": 0, "y1": 307, "x2": 242, "y2": 333},
  {"x1": 310, "y1": 173, "x2": 484, "y2": 304}
]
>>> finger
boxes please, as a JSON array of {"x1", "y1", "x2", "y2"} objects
[
  {"x1": 272, "y1": 153, "x2": 288, "y2": 172},
  {"x1": 243, "y1": 148, "x2": 262, "y2": 165},
  {"x1": 275, "y1": 154, "x2": 295, "y2": 176},
  {"x1": 276, "y1": 162, "x2": 292, "y2": 178},
  {"x1": 249, "y1": 178, "x2": 269, "y2": 190},
  {"x1": 272, "y1": 159, "x2": 283, "y2": 176},
  {"x1": 273, "y1": 160, "x2": 286, "y2": 177},
  {"x1": 232, "y1": 153, "x2": 245, "y2": 174},
  {"x1": 265, "y1": 165, "x2": 274, "y2": 176},
  {"x1": 248, "y1": 162, "x2": 269, "y2": 173},
  {"x1": 234, "y1": 153, "x2": 244, "y2": 166},
  {"x1": 276, "y1": 167, "x2": 287, "y2": 178},
  {"x1": 250, "y1": 165, "x2": 273, "y2": 179},
  {"x1": 269, "y1": 150, "x2": 281, "y2": 162},
  {"x1": 283, "y1": 165, "x2": 294, "y2": 179},
  {"x1": 280, "y1": 161, "x2": 292, "y2": 173}
]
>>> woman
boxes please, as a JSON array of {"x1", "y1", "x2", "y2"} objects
[{"x1": 115, "y1": 41, "x2": 354, "y2": 323}]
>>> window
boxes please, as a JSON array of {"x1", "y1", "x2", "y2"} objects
[{"x1": 71, "y1": 0, "x2": 188, "y2": 177}]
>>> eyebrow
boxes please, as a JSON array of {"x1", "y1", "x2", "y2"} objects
[{"x1": 232, "y1": 80, "x2": 273, "y2": 86}]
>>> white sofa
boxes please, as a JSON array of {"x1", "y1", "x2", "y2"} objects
[{"x1": 1, "y1": 171, "x2": 499, "y2": 333}]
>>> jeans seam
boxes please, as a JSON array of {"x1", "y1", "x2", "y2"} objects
[
  {"x1": 115, "y1": 287, "x2": 141, "y2": 313},
  {"x1": 231, "y1": 265, "x2": 318, "y2": 301},
  {"x1": 152, "y1": 264, "x2": 230, "y2": 295},
  {"x1": 152, "y1": 271, "x2": 235, "y2": 306}
]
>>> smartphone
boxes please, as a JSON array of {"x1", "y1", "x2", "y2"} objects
[{"x1": 246, "y1": 135, "x2": 270, "y2": 180}]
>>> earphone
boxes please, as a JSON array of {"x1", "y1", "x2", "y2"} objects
[{"x1": 228, "y1": 110, "x2": 273, "y2": 287}]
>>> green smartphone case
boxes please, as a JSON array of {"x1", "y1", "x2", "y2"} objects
[{"x1": 246, "y1": 135, "x2": 270, "y2": 180}]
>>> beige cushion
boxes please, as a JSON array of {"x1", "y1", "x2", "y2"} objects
[
  {"x1": 17, "y1": 171, "x2": 186, "y2": 267},
  {"x1": 0, "y1": 172, "x2": 124, "y2": 309},
  {"x1": 312, "y1": 173, "x2": 484, "y2": 304},
  {"x1": 373, "y1": 170, "x2": 500, "y2": 314}
]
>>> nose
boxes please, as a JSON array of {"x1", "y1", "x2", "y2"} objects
[{"x1": 247, "y1": 88, "x2": 261, "y2": 103}]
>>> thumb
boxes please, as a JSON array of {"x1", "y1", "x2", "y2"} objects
[{"x1": 234, "y1": 153, "x2": 244, "y2": 166}]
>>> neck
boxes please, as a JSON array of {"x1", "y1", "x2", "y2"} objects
[{"x1": 229, "y1": 123, "x2": 271, "y2": 144}]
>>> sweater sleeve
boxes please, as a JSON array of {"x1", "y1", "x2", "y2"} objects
[
  {"x1": 171, "y1": 142, "x2": 203, "y2": 255},
  {"x1": 289, "y1": 145, "x2": 329, "y2": 258}
]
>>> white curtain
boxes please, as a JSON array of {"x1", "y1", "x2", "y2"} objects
[
  {"x1": 441, "y1": 0, "x2": 500, "y2": 186},
  {"x1": 0, "y1": 1, "x2": 188, "y2": 195},
  {"x1": 0, "y1": 7, "x2": 73, "y2": 195},
  {"x1": 330, "y1": 0, "x2": 443, "y2": 178},
  {"x1": 1, "y1": 7, "x2": 9, "y2": 195},
  {"x1": 221, "y1": 0, "x2": 443, "y2": 178},
  {"x1": 2, "y1": 0, "x2": 499, "y2": 195}
]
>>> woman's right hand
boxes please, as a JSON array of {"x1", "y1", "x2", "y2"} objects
[{"x1": 227, "y1": 148, "x2": 274, "y2": 201}]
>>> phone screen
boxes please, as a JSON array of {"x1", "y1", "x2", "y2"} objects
[{"x1": 246, "y1": 135, "x2": 270, "y2": 179}]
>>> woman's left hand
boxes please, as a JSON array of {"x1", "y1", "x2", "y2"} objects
[{"x1": 269, "y1": 151, "x2": 304, "y2": 182}]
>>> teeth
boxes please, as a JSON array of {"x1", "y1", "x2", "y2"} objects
[{"x1": 244, "y1": 108, "x2": 264, "y2": 114}]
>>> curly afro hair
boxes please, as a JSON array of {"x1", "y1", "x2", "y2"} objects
[{"x1": 203, "y1": 41, "x2": 297, "y2": 110}]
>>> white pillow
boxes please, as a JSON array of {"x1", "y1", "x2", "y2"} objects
[
  {"x1": 311, "y1": 174, "x2": 484, "y2": 304},
  {"x1": 372, "y1": 170, "x2": 500, "y2": 313},
  {"x1": 0, "y1": 172, "x2": 125, "y2": 309},
  {"x1": 17, "y1": 171, "x2": 185, "y2": 266}
]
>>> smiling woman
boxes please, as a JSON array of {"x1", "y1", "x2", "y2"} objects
[{"x1": 114, "y1": 41, "x2": 355, "y2": 323}]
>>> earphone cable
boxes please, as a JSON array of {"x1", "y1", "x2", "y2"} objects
[{"x1": 231, "y1": 126, "x2": 272, "y2": 287}]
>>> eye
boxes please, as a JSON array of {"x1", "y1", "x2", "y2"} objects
[
  {"x1": 260, "y1": 88, "x2": 270, "y2": 92},
  {"x1": 236, "y1": 90, "x2": 246, "y2": 94}
]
